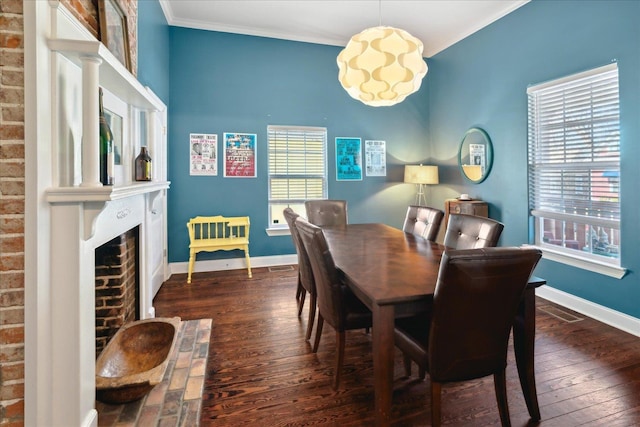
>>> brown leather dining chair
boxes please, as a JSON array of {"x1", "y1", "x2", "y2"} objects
[
  {"x1": 295, "y1": 216, "x2": 372, "y2": 390},
  {"x1": 394, "y1": 247, "x2": 542, "y2": 427},
  {"x1": 304, "y1": 199, "x2": 347, "y2": 227},
  {"x1": 283, "y1": 208, "x2": 317, "y2": 341},
  {"x1": 444, "y1": 213, "x2": 504, "y2": 249},
  {"x1": 403, "y1": 205, "x2": 445, "y2": 241}
]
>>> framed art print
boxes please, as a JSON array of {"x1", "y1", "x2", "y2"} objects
[
  {"x1": 98, "y1": 0, "x2": 132, "y2": 72},
  {"x1": 190, "y1": 133, "x2": 217, "y2": 176},
  {"x1": 336, "y1": 137, "x2": 362, "y2": 181},
  {"x1": 365, "y1": 140, "x2": 386, "y2": 176},
  {"x1": 224, "y1": 132, "x2": 256, "y2": 177}
]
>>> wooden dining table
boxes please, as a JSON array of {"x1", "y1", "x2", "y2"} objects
[{"x1": 322, "y1": 223, "x2": 546, "y2": 426}]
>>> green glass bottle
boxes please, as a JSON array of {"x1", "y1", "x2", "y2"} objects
[{"x1": 99, "y1": 88, "x2": 115, "y2": 186}]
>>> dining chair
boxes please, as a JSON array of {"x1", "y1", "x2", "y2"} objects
[
  {"x1": 403, "y1": 205, "x2": 445, "y2": 241},
  {"x1": 394, "y1": 247, "x2": 542, "y2": 427},
  {"x1": 304, "y1": 199, "x2": 348, "y2": 227},
  {"x1": 295, "y1": 216, "x2": 372, "y2": 390},
  {"x1": 283, "y1": 208, "x2": 317, "y2": 341},
  {"x1": 443, "y1": 213, "x2": 504, "y2": 249}
]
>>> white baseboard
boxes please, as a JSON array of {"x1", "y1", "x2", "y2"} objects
[
  {"x1": 536, "y1": 286, "x2": 640, "y2": 337},
  {"x1": 169, "y1": 254, "x2": 298, "y2": 276}
]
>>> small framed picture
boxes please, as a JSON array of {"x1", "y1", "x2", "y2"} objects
[{"x1": 98, "y1": 0, "x2": 132, "y2": 72}]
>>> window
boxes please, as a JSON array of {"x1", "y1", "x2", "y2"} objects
[
  {"x1": 268, "y1": 125, "x2": 327, "y2": 228},
  {"x1": 527, "y1": 63, "x2": 621, "y2": 274}
]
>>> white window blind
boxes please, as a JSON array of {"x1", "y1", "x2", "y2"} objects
[
  {"x1": 527, "y1": 63, "x2": 620, "y2": 264},
  {"x1": 268, "y1": 125, "x2": 327, "y2": 227}
]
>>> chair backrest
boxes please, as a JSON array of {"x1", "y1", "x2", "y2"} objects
[
  {"x1": 428, "y1": 247, "x2": 542, "y2": 383},
  {"x1": 304, "y1": 200, "x2": 348, "y2": 227},
  {"x1": 443, "y1": 213, "x2": 504, "y2": 249},
  {"x1": 186, "y1": 215, "x2": 250, "y2": 243},
  {"x1": 283, "y1": 208, "x2": 315, "y2": 295},
  {"x1": 295, "y1": 217, "x2": 346, "y2": 330},
  {"x1": 403, "y1": 205, "x2": 445, "y2": 241}
]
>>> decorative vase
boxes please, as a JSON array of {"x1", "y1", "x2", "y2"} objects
[
  {"x1": 99, "y1": 88, "x2": 115, "y2": 186},
  {"x1": 135, "y1": 146, "x2": 152, "y2": 181}
]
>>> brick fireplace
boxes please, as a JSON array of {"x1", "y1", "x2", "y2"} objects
[{"x1": 95, "y1": 228, "x2": 139, "y2": 356}]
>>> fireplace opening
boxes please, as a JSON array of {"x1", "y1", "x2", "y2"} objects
[{"x1": 95, "y1": 226, "x2": 140, "y2": 357}]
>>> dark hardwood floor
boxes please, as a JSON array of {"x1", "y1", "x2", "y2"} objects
[{"x1": 153, "y1": 266, "x2": 640, "y2": 426}]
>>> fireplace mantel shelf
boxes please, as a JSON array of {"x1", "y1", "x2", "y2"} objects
[
  {"x1": 48, "y1": 38, "x2": 164, "y2": 111},
  {"x1": 45, "y1": 181, "x2": 170, "y2": 203}
]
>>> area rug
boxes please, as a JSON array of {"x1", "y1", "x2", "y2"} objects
[{"x1": 95, "y1": 318, "x2": 212, "y2": 426}]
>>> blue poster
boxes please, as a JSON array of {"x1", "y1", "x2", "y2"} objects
[{"x1": 336, "y1": 137, "x2": 362, "y2": 181}]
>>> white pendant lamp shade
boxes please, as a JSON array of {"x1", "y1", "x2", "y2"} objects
[{"x1": 337, "y1": 26, "x2": 428, "y2": 107}]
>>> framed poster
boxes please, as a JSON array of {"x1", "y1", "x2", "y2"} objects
[
  {"x1": 190, "y1": 133, "x2": 217, "y2": 176},
  {"x1": 98, "y1": 0, "x2": 132, "y2": 72},
  {"x1": 336, "y1": 137, "x2": 362, "y2": 181},
  {"x1": 224, "y1": 132, "x2": 256, "y2": 177},
  {"x1": 365, "y1": 140, "x2": 386, "y2": 176}
]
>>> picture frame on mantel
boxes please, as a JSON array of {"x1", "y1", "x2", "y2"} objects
[{"x1": 98, "y1": 0, "x2": 132, "y2": 72}]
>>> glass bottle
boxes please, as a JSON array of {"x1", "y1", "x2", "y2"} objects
[
  {"x1": 135, "y1": 146, "x2": 152, "y2": 181},
  {"x1": 99, "y1": 88, "x2": 115, "y2": 186}
]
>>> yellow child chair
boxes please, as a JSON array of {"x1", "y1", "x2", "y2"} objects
[{"x1": 186, "y1": 215, "x2": 252, "y2": 283}]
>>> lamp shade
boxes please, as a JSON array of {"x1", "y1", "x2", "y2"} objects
[
  {"x1": 337, "y1": 26, "x2": 428, "y2": 107},
  {"x1": 404, "y1": 165, "x2": 439, "y2": 184}
]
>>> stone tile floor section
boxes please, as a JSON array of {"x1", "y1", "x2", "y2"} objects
[{"x1": 96, "y1": 318, "x2": 212, "y2": 426}]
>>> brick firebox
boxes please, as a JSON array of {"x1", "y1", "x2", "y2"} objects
[{"x1": 95, "y1": 227, "x2": 139, "y2": 356}]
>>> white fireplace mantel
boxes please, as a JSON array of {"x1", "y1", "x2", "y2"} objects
[{"x1": 24, "y1": 2, "x2": 170, "y2": 427}]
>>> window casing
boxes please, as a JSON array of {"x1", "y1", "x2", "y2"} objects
[
  {"x1": 268, "y1": 125, "x2": 327, "y2": 228},
  {"x1": 527, "y1": 63, "x2": 621, "y2": 269}
]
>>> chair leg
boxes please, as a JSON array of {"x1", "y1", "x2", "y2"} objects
[
  {"x1": 431, "y1": 381, "x2": 442, "y2": 427},
  {"x1": 187, "y1": 250, "x2": 195, "y2": 284},
  {"x1": 403, "y1": 353, "x2": 412, "y2": 377},
  {"x1": 298, "y1": 288, "x2": 307, "y2": 317},
  {"x1": 494, "y1": 370, "x2": 511, "y2": 427},
  {"x1": 313, "y1": 315, "x2": 324, "y2": 353},
  {"x1": 295, "y1": 276, "x2": 302, "y2": 301},
  {"x1": 244, "y1": 247, "x2": 252, "y2": 278},
  {"x1": 305, "y1": 293, "x2": 317, "y2": 341},
  {"x1": 333, "y1": 331, "x2": 345, "y2": 390}
]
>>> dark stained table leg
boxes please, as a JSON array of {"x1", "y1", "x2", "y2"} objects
[
  {"x1": 513, "y1": 287, "x2": 541, "y2": 421},
  {"x1": 372, "y1": 303, "x2": 395, "y2": 427}
]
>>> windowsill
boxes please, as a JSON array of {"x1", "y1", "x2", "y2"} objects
[
  {"x1": 523, "y1": 244, "x2": 626, "y2": 279},
  {"x1": 265, "y1": 227, "x2": 291, "y2": 237}
]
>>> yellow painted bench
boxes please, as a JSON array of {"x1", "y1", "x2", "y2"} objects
[{"x1": 186, "y1": 215, "x2": 252, "y2": 283}]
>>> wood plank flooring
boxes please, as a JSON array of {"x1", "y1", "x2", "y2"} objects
[{"x1": 153, "y1": 266, "x2": 640, "y2": 426}]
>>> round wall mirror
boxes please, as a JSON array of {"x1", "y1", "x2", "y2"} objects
[{"x1": 458, "y1": 127, "x2": 493, "y2": 184}]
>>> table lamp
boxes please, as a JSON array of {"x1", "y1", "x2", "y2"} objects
[{"x1": 404, "y1": 164, "x2": 439, "y2": 206}]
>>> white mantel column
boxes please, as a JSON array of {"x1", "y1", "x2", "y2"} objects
[
  {"x1": 49, "y1": 202, "x2": 98, "y2": 427},
  {"x1": 80, "y1": 55, "x2": 102, "y2": 187}
]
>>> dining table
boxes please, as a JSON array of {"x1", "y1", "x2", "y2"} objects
[{"x1": 322, "y1": 223, "x2": 546, "y2": 426}]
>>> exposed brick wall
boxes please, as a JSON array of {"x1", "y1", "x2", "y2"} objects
[
  {"x1": 0, "y1": 0, "x2": 26, "y2": 424},
  {"x1": 0, "y1": 0, "x2": 138, "y2": 424},
  {"x1": 95, "y1": 228, "x2": 138, "y2": 356}
]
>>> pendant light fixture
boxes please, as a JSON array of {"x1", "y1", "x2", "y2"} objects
[{"x1": 337, "y1": 1, "x2": 428, "y2": 107}]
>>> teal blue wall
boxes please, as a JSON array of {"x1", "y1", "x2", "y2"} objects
[
  {"x1": 166, "y1": 28, "x2": 431, "y2": 262},
  {"x1": 426, "y1": 0, "x2": 640, "y2": 318},
  {"x1": 137, "y1": 0, "x2": 169, "y2": 103},
  {"x1": 138, "y1": 0, "x2": 640, "y2": 319}
]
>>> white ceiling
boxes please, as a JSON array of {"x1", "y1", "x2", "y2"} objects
[{"x1": 158, "y1": 0, "x2": 529, "y2": 57}]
